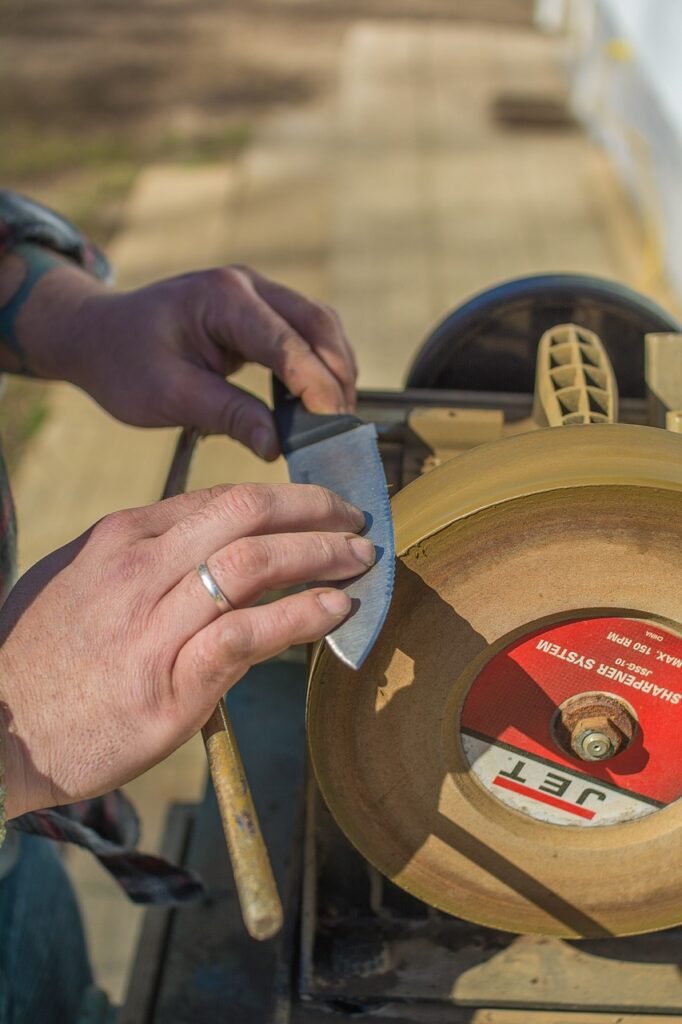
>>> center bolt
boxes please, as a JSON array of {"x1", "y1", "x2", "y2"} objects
[{"x1": 574, "y1": 729, "x2": 615, "y2": 762}]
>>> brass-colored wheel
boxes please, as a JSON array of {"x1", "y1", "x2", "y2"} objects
[{"x1": 308, "y1": 425, "x2": 682, "y2": 938}]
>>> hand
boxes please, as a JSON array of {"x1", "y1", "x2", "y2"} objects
[
  {"x1": 15, "y1": 258, "x2": 357, "y2": 459},
  {"x1": 0, "y1": 483, "x2": 373, "y2": 818}
]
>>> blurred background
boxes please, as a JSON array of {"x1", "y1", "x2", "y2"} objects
[{"x1": 2, "y1": 0, "x2": 682, "y2": 1006}]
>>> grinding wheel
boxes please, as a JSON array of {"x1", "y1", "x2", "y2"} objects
[{"x1": 308, "y1": 424, "x2": 682, "y2": 938}]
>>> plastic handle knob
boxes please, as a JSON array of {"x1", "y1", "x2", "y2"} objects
[{"x1": 533, "y1": 323, "x2": 618, "y2": 427}]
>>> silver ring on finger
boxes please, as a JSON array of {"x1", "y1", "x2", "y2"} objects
[{"x1": 196, "y1": 561, "x2": 233, "y2": 614}]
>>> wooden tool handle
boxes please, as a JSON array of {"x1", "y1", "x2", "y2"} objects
[
  {"x1": 202, "y1": 702, "x2": 283, "y2": 940},
  {"x1": 162, "y1": 427, "x2": 283, "y2": 941}
]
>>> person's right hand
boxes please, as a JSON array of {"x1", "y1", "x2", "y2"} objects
[{"x1": 0, "y1": 483, "x2": 373, "y2": 819}]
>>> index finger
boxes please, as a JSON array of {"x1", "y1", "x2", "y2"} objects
[
  {"x1": 218, "y1": 277, "x2": 346, "y2": 413},
  {"x1": 211, "y1": 267, "x2": 356, "y2": 412},
  {"x1": 154, "y1": 482, "x2": 366, "y2": 588},
  {"x1": 250, "y1": 271, "x2": 357, "y2": 409}
]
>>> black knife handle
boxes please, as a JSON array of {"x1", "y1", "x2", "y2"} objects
[{"x1": 272, "y1": 375, "x2": 361, "y2": 455}]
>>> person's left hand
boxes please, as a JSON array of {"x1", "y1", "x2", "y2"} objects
[{"x1": 20, "y1": 261, "x2": 357, "y2": 459}]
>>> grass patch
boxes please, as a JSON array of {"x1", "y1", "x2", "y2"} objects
[
  {"x1": 0, "y1": 378, "x2": 50, "y2": 476},
  {"x1": 0, "y1": 126, "x2": 137, "y2": 182},
  {"x1": 1, "y1": 121, "x2": 251, "y2": 185},
  {"x1": 157, "y1": 123, "x2": 252, "y2": 165},
  {"x1": 2, "y1": 119, "x2": 252, "y2": 247}
]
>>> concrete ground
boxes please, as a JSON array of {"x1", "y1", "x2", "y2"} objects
[{"x1": 9, "y1": 13, "x2": 673, "y2": 1007}]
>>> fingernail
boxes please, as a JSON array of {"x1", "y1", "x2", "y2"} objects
[
  {"x1": 318, "y1": 589, "x2": 351, "y2": 617},
  {"x1": 251, "y1": 425, "x2": 276, "y2": 460},
  {"x1": 346, "y1": 504, "x2": 367, "y2": 531},
  {"x1": 348, "y1": 536, "x2": 375, "y2": 566}
]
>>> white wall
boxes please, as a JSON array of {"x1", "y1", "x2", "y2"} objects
[
  {"x1": 600, "y1": 0, "x2": 682, "y2": 138},
  {"x1": 552, "y1": 0, "x2": 682, "y2": 300}
]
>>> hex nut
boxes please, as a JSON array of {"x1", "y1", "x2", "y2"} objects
[{"x1": 553, "y1": 693, "x2": 638, "y2": 763}]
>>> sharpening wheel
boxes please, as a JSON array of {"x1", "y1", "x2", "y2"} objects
[{"x1": 307, "y1": 424, "x2": 682, "y2": 939}]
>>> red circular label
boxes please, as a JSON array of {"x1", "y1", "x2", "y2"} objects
[{"x1": 460, "y1": 616, "x2": 682, "y2": 826}]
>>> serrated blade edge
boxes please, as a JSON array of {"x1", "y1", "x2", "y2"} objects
[{"x1": 284, "y1": 423, "x2": 395, "y2": 669}]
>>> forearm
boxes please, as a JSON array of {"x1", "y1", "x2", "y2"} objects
[{"x1": 0, "y1": 243, "x2": 106, "y2": 378}]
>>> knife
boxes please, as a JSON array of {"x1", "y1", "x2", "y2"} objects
[{"x1": 272, "y1": 377, "x2": 395, "y2": 669}]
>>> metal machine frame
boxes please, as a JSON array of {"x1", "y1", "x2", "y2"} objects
[
  {"x1": 123, "y1": 383, "x2": 682, "y2": 1024},
  {"x1": 122, "y1": 275, "x2": 682, "y2": 1022}
]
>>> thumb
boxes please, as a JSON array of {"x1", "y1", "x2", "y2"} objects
[{"x1": 174, "y1": 365, "x2": 279, "y2": 460}]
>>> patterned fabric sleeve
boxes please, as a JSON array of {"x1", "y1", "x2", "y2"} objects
[
  {"x1": 15, "y1": 795, "x2": 204, "y2": 906},
  {"x1": 0, "y1": 189, "x2": 111, "y2": 282}
]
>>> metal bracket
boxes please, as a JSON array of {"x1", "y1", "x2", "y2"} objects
[
  {"x1": 645, "y1": 332, "x2": 682, "y2": 428},
  {"x1": 402, "y1": 406, "x2": 504, "y2": 483}
]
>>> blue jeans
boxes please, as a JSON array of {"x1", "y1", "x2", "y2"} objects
[{"x1": 0, "y1": 833, "x2": 94, "y2": 1024}]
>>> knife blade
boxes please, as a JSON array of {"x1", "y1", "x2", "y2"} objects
[{"x1": 272, "y1": 378, "x2": 395, "y2": 669}]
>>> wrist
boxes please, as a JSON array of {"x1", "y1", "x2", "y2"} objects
[
  {"x1": 0, "y1": 639, "x2": 48, "y2": 819},
  {"x1": 0, "y1": 693, "x2": 30, "y2": 820},
  {"x1": 0, "y1": 719, "x2": 5, "y2": 842},
  {"x1": 1, "y1": 243, "x2": 109, "y2": 381}
]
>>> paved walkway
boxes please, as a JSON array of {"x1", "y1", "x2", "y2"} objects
[{"x1": 11, "y1": 16, "x2": 661, "y2": 1004}]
